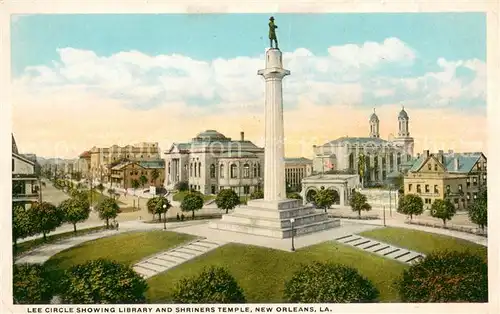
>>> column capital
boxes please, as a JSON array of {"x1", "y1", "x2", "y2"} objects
[{"x1": 257, "y1": 68, "x2": 291, "y2": 79}]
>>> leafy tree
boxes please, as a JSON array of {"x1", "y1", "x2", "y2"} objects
[
  {"x1": 175, "y1": 181, "x2": 189, "y2": 192},
  {"x1": 146, "y1": 197, "x2": 160, "y2": 221},
  {"x1": 139, "y1": 175, "x2": 148, "y2": 188},
  {"x1": 431, "y1": 199, "x2": 456, "y2": 226},
  {"x1": 397, "y1": 194, "x2": 424, "y2": 220},
  {"x1": 314, "y1": 189, "x2": 338, "y2": 213},
  {"x1": 95, "y1": 198, "x2": 121, "y2": 228},
  {"x1": 172, "y1": 266, "x2": 245, "y2": 303},
  {"x1": 12, "y1": 205, "x2": 35, "y2": 249},
  {"x1": 350, "y1": 191, "x2": 372, "y2": 218},
  {"x1": 59, "y1": 197, "x2": 90, "y2": 233},
  {"x1": 29, "y1": 201, "x2": 65, "y2": 241},
  {"x1": 131, "y1": 179, "x2": 140, "y2": 195},
  {"x1": 151, "y1": 169, "x2": 160, "y2": 186},
  {"x1": 13, "y1": 264, "x2": 54, "y2": 304},
  {"x1": 396, "y1": 250, "x2": 488, "y2": 302},
  {"x1": 155, "y1": 196, "x2": 171, "y2": 222},
  {"x1": 284, "y1": 262, "x2": 379, "y2": 303},
  {"x1": 96, "y1": 183, "x2": 105, "y2": 195},
  {"x1": 468, "y1": 188, "x2": 487, "y2": 230},
  {"x1": 287, "y1": 192, "x2": 303, "y2": 200},
  {"x1": 60, "y1": 259, "x2": 148, "y2": 304},
  {"x1": 215, "y1": 189, "x2": 241, "y2": 214},
  {"x1": 180, "y1": 192, "x2": 204, "y2": 219},
  {"x1": 250, "y1": 189, "x2": 264, "y2": 200}
]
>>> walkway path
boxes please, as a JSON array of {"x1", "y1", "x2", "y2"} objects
[
  {"x1": 334, "y1": 234, "x2": 425, "y2": 265},
  {"x1": 342, "y1": 218, "x2": 487, "y2": 246},
  {"x1": 133, "y1": 238, "x2": 226, "y2": 279}
]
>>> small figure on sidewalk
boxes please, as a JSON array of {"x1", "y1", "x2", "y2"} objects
[
  {"x1": 181, "y1": 213, "x2": 185, "y2": 221},
  {"x1": 176, "y1": 213, "x2": 180, "y2": 221}
]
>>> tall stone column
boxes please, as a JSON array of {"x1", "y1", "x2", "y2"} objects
[{"x1": 258, "y1": 48, "x2": 290, "y2": 201}]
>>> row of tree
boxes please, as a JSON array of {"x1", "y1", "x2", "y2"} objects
[
  {"x1": 13, "y1": 249, "x2": 487, "y2": 304},
  {"x1": 397, "y1": 188, "x2": 487, "y2": 230}
]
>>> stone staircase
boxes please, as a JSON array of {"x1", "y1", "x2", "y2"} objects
[
  {"x1": 133, "y1": 238, "x2": 226, "y2": 279},
  {"x1": 334, "y1": 234, "x2": 425, "y2": 265}
]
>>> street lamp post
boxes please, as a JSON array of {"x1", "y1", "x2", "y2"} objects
[
  {"x1": 163, "y1": 204, "x2": 167, "y2": 230},
  {"x1": 290, "y1": 218, "x2": 296, "y2": 251},
  {"x1": 383, "y1": 205, "x2": 386, "y2": 226}
]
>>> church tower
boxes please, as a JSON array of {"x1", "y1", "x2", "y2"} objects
[
  {"x1": 369, "y1": 108, "x2": 380, "y2": 138},
  {"x1": 393, "y1": 106, "x2": 414, "y2": 157}
]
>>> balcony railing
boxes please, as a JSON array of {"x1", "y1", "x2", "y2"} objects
[{"x1": 13, "y1": 192, "x2": 39, "y2": 201}]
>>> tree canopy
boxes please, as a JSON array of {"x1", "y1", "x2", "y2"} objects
[
  {"x1": 468, "y1": 188, "x2": 487, "y2": 230},
  {"x1": 397, "y1": 194, "x2": 424, "y2": 220},
  {"x1": 59, "y1": 197, "x2": 91, "y2": 233},
  {"x1": 215, "y1": 189, "x2": 240, "y2": 214},
  {"x1": 29, "y1": 201, "x2": 65, "y2": 240},
  {"x1": 430, "y1": 199, "x2": 456, "y2": 226},
  {"x1": 314, "y1": 189, "x2": 338, "y2": 213},
  {"x1": 350, "y1": 191, "x2": 372, "y2": 218},
  {"x1": 181, "y1": 192, "x2": 204, "y2": 219},
  {"x1": 13, "y1": 264, "x2": 54, "y2": 304},
  {"x1": 95, "y1": 198, "x2": 121, "y2": 228}
]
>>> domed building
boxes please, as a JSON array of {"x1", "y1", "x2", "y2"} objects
[
  {"x1": 311, "y1": 107, "x2": 415, "y2": 186},
  {"x1": 164, "y1": 130, "x2": 265, "y2": 195}
]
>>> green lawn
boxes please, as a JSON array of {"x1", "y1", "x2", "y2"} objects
[
  {"x1": 173, "y1": 191, "x2": 215, "y2": 202},
  {"x1": 14, "y1": 225, "x2": 107, "y2": 257},
  {"x1": 146, "y1": 242, "x2": 407, "y2": 303},
  {"x1": 90, "y1": 190, "x2": 125, "y2": 205},
  {"x1": 44, "y1": 231, "x2": 196, "y2": 273},
  {"x1": 359, "y1": 227, "x2": 487, "y2": 259}
]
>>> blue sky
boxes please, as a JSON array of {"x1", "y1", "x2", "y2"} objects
[{"x1": 11, "y1": 13, "x2": 485, "y2": 77}]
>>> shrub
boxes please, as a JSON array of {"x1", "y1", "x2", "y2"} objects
[
  {"x1": 350, "y1": 191, "x2": 372, "y2": 218},
  {"x1": 287, "y1": 192, "x2": 303, "y2": 200},
  {"x1": 215, "y1": 189, "x2": 240, "y2": 214},
  {"x1": 60, "y1": 259, "x2": 148, "y2": 304},
  {"x1": 396, "y1": 250, "x2": 488, "y2": 302},
  {"x1": 175, "y1": 181, "x2": 189, "y2": 192},
  {"x1": 284, "y1": 262, "x2": 379, "y2": 303},
  {"x1": 172, "y1": 266, "x2": 245, "y2": 303},
  {"x1": 13, "y1": 264, "x2": 53, "y2": 304},
  {"x1": 250, "y1": 190, "x2": 264, "y2": 200}
]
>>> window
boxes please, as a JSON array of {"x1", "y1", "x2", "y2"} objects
[
  {"x1": 243, "y1": 163, "x2": 250, "y2": 178},
  {"x1": 194, "y1": 163, "x2": 197, "y2": 177},
  {"x1": 473, "y1": 177, "x2": 477, "y2": 186},
  {"x1": 244, "y1": 186, "x2": 250, "y2": 194},
  {"x1": 198, "y1": 162, "x2": 202, "y2": 177},
  {"x1": 12, "y1": 158, "x2": 14, "y2": 172},
  {"x1": 467, "y1": 193, "x2": 471, "y2": 200},
  {"x1": 428, "y1": 164, "x2": 431, "y2": 170},
  {"x1": 483, "y1": 174, "x2": 487, "y2": 181},
  {"x1": 408, "y1": 184, "x2": 412, "y2": 191},
  {"x1": 473, "y1": 192, "x2": 478, "y2": 199},
  {"x1": 220, "y1": 164, "x2": 224, "y2": 178},
  {"x1": 397, "y1": 153, "x2": 401, "y2": 165},
  {"x1": 210, "y1": 164, "x2": 216, "y2": 178},
  {"x1": 434, "y1": 185, "x2": 439, "y2": 194},
  {"x1": 484, "y1": 162, "x2": 487, "y2": 171},
  {"x1": 425, "y1": 185, "x2": 429, "y2": 193},
  {"x1": 190, "y1": 163, "x2": 193, "y2": 177},
  {"x1": 477, "y1": 163, "x2": 482, "y2": 170},
  {"x1": 458, "y1": 184, "x2": 462, "y2": 192},
  {"x1": 130, "y1": 171, "x2": 133, "y2": 175},
  {"x1": 446, "y1": 185, "x2": 450, "y2": 194},
  {"x1": 417, "y1": 184, "x2": 421, "y2": 193},
  {"x1": 434, "y1": 164, "x2": 438, "y2": 171},
  {"x1": 454, "y1": 198, "x2": 459, "y2": 204},
  {"x1": 258, "y1": 163, "x2": 261, "y2": 177},
  {"x1": 230, "y1": 164, "x2": 238, "y2": 178}
]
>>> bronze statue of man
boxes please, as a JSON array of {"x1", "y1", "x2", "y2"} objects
[{"x1": 268, "y1": 16, "x2": 278, "y2": 49}]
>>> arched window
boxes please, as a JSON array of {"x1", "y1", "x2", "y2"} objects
[
  {"x1": 397, "y1": 152, "x2": 401, "y2": 166},
  {"x1": 210, "y1": 164, "x2": 216, "y2": 178},
  {"x1": 194, "y1": 163, "x2": 197, "y2": 177},
  {"x1": 190, "y1": 163, "x2": 193, "y2": 177},
  {"x1": 257, "y1": 163, "x2": 261, "y2": 177},
  {"x1": 198, "y1": 162, "x2": 202, "y2": 177},
  {"x1": 253, "y1": 164, "x2": 258, "y2": 177},
  {"x1": 220, "y1": 164, "x2": 224, "y2": 179},
  {"x1": 230, "y1": 164, "x2": 238, "y2": 178},
  {"x1": 243, "y1": 163, "x2": 250, "y2": 178}
]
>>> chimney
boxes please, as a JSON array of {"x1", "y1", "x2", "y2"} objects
[
  {"x1": 423, "y1": 150, "x2": 430, "y2": 158},
  {"x1": 454, "y1": 157, "x2": 459, "y2": 171},
  {"x1": 240, "y1": 132, "x2": 245, "y2": 141}
]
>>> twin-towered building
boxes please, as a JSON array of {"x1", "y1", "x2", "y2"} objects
[{"x1": 312, "y1": 107, "x2": 414, "y2": 186}]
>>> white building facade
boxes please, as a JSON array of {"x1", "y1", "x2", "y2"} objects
[
  {"x1": 312, "y1": 108, "x2": 414, "y2": 186},
  {"x1": 164, "y1": 130, "x2": 265, "y2": 195}
]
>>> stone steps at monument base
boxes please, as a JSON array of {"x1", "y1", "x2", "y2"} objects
[
  {"x1": 209, "y1": 218, "x2": 340, "y2": 239},
  {"x1": 133, "y1": 238, "x2": 227, "y2": 279},
  {"x1": 220, "y1": 212, "x2": 330, "y2": 229},
  {"x1": 231, "y1": 205, "x2": 317, "y2": 220},
  {"x1": 333, "y1": 234, "x2": 425, "y2": 265}
]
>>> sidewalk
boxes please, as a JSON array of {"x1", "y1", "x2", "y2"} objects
[{"x1": 342, "y1": 218, "x2": 487, "y2": 246}]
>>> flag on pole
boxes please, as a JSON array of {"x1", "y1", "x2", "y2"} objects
[{"x1": 324, "y1": 160, "x2": 334, "y2": 170}]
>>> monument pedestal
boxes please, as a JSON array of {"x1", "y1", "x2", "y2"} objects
[{"x1": 209, "y1": 199, "x2": 340, "y2": 238}]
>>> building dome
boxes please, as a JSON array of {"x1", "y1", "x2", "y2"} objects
[
  {"x1": 194, "y1": 130, "x2": 229, "y2": 142},
  {"x1": 398, "y1": 107, "x2": 409, "y2": 120},
  {"x1": 12, "y1": 134, "x2": 18, "y2": 154}
]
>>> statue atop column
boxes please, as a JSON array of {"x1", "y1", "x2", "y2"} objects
[{"x1": 268, "y1": 16, "x2": 279, "y2": 49}]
